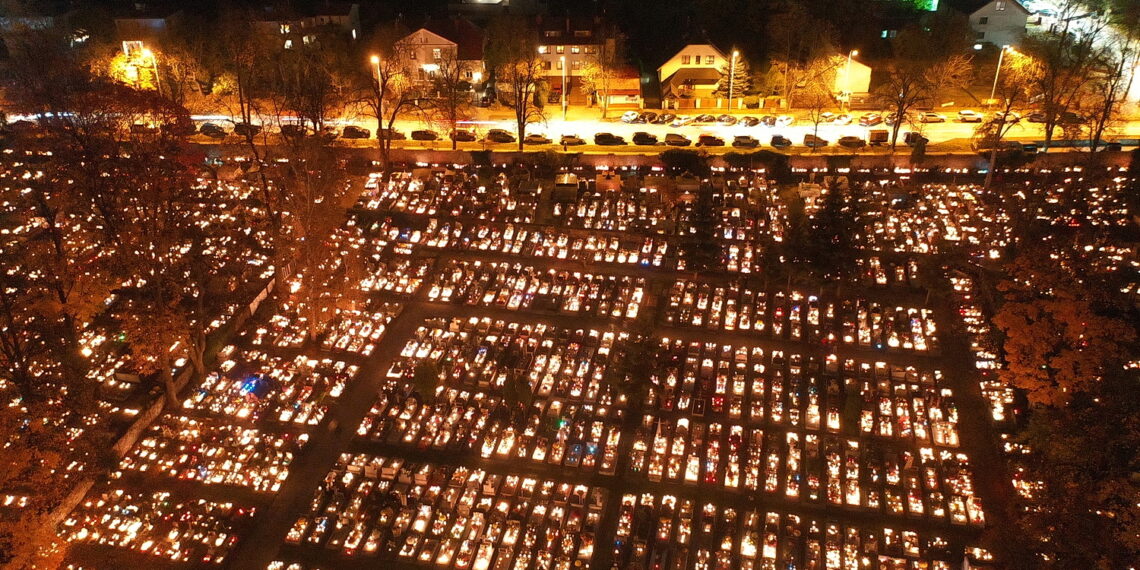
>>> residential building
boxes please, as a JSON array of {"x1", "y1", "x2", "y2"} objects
[
  {"x1": 535, "y1": 16, "x2": 615, "y2": 104},
  {"x1": 657, "y1": 44, "x2": 727, "y2": 101},
  {"x1": 253, "y1": 2, "x2": 361, "y2": 50},
  {"x1": 833, "y1": 56, "x2": 872, "y2": 99},
  {"x1": 114, "y1": 3, "x2": 182, "y2": 46},
  {"x1": 964, "y1": 0, "x2": 1029, "y2": 46},
  {"x1": 400, "y1": 18, "x2": 486, "y2": 84}
]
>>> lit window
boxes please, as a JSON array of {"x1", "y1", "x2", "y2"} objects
[
  {"x1": 682, "y1": 55, "x2": 691, "y2": 64},
  {"x1": 705, "y1": 55, "x2": 714, "y2": 65},
  {"x1": 538, "y1": 45, "x2": 549, "y2": 54},
  {"x1": 284, "y1": 39, "x2": 293, "y2": 49},
  {"x1": 571, "y1": 46, "x2": 580, "y2": 54},
  {"x1": 280, "y1": 24, "x2": 290, "y2": 34},
  {"x1": 556, "y1": 46, "x2": 564, "y2": 54},
  {"x1": 556, "y1": 60, "x2": 563, "y2": 70},
  {"x1": 545, "y1": 30, "x2": 558, "y2": 38},
  {"x1": 432, "y1": 48, "x2": 441, "y2": 60},
  {"x1": 585, "y1": 46, "x2": 596, "y2": 54},
  {"x1": 572, "y1": 60, "x2": 582, "y2": 70},
  {"x1": 995, "y1": 1, "x2": 1006, "y2": 10}
]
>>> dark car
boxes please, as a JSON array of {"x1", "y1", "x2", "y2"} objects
[
  {"x1": 838, "y1": 135, "x2": 866, "y2": 149},
  {"x1": 411, "y1": 129, "x2": 438, "y2": 141},
  {"x1": 760, "y1": 115, "x2": 778, "y2": 127},
  {"x1": 717, "y1": 114, "x2": 737, "y2": 126},
  {"x1": 130, "y1": 123, "x2": 157, "y2": 135},
  {"x1": 903, "y1": 131, "x2": 928, "y2": 146},
  {"x1": 1026, "y1": 112, "x2": 1046, "y2": 123},
  {"x1": 632, "y1": 132, "x2": 658, "y2": 146},
  {"x1": 651, "y1": 113, "x2": 675, "y2": 125},
  {"x1": 161, "y1": 120, "x2": 196, "y2": 137},
  {"x1": 342, "y1": 125, "x2": 371, "y2": 139},
  {"x1": 693, "y1": 114, "x2": 716, "y2": 123},
  {"x1": 803, "y1": 134, "x2": 829, "y2": 148},
  {"x1": 664, "y1": 133, "x2": 691, "y2": 147},
  {"x1": 377, "y1": 129, "x2": 406, "y2": 140},
  {"x1": 523, "y1": 133, "x2": 552, "y2": 145},
  {"x1": 318, "y1": 127, "x2": 338, "y2": 142},
  {"x1": 450, "y1": 130, "x2": 477, "y2": 142},
  {"x1": 233, "y1": 122, "x2": 262, "y2": 137},
  {"x1": 858, "y1": 113, "x2": 883, "y2": 127},
  {"x1": 199, "y1": 122, "x2": 227, "y2": 138},
  {"x1": 770, "y1": 135, "x2": 792, "y2": 149},
  {"x1": 731, "y1": 135, "x2": 759, "y2": 148},
  {"x1": 1060, "y1": 111, "x2": 1085, "y2": 124},
  {"x1": 485, "y1": 129, "x2": 516, "y2": 143},
  {"x1": 594, "y1": 132, "x2": 626, "y2": 145},
  {"x1": 560, "y1": 134, "x2": 586, "y2": 146},
  {"x1": 696, "y1": 134, "x2": 725, "y2": 146},
  {"x1": 740, "y1": 116, "x2": 760, "y2": 127},
  {"x1": 280, "y1": 124, "x2": 307, "y2": 138}
]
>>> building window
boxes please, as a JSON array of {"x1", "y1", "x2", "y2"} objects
[
  {"x1": 432, "y1": 48, "x2": 441, "y2": 60},
  {"x1": 995, "y1": 0, "x2": 1006, "y2": 10},
  {"x1": 538, "y1": 45, "x2": 549, "y2": 54},
  {"x1": 976, "y1": 31, "x2": 986, "y2": 39},
  {"x1": 979, "y1": 16, "x2": 988, "y2": 24},
  {"x1": 585, "y1": 45, "x2": 596, "y2": 54},
  {"x1": 705, "y1": 55, "x2": 714, "y2": 65},
  {"x1": 682, "y1": 55, "x2": 691, "y2": 64},
  {"x1": 410, "y1": 50, "x2": 416, "y2": 60},
  {"x1": 571, "y1": 60, "x2": 581, "y2": 70},
  {"x1": 280, "y1": 24, "x2": 290, "y2": 34},
  {"x1": 556, "y1": 60, "x2": 563, "y2": 70},
  {"x1": 556, "y1": 45, "x2": 564, "y2": 54},
  {"x1": 284, "y1": 39, "x2": 293, "y2": 49},
  {"x1": 573, "y1": 30, "x2": 590, "y2": 37},
  {"x1": 881, "y1": 29, "x2": 898, "y2": 38},
  {"x1": 544, "y1": 30, "x2": 558, "y2": 38},
  {"x1": 571, "y1": 46, "x2": 580, "y2": 54}
]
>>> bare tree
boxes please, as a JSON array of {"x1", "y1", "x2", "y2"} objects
[
  {"x1": 974, "y1": 58, "x2": 1036, "y2": 187},
  {"x1": 767, "y1": 4, "x2": 836, "y2": 108},
  {"x1": 362, "y1": 28, "x2": 420, "y2": 180},
  {"x1": 875, "y1": 62, "x2": 930, "y2": 151},
  {"x1": 802, "y1": 78, "x2": 835, "y2": 153},
  {"x1": 1083, "y1": 40, "x2": 1135, "y2": 154},
  {"x1": 424, "y1": 52, "x2": 473, "y2": 150},
  {"x1": 579, "y1": 24, "x2": 625, "y2": 119},
  {"x1": 487, "y1": 16, "x2": 547, "y2": 151}
]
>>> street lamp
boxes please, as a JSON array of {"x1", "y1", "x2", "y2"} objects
[
  {"x1": 844, "y1": 50, "x2": 859, "y2": 111},
  {"x1": 560, "y1": 55, "x2": 567, "y2": 121},
  {"x1": 371, "y1": 55, "x2": 383, "y2": 136},
  {"x1": 728, "y1": 50, "x2": 739, "y2": 107},
  {"x1": 989, "y1": 45, "x2": 1012, "y2": 106}
]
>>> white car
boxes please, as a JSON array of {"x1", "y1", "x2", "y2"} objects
[
  {"x1": 670, "y1": 115, "x2": 694, "y2": 128},
  {"x1": 621, "y1": 110, "x2": 640, "y2": 123},
  {"x1": 957, "y1": 110, "x2": 983, "y2": 123},
  {"x1": 776, "y1": 115, "x2": 794, "y2": 126}
]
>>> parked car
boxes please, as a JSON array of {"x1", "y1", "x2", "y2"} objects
[
  {"x1": 161, "y1": 120, "x2": 196, "y2": 137},
  {"x1": 671, "y1": 115, "x2": 694, "y2": 127},
  {"x1": 318, "y1": 127, "x2": 338, "y2": 142},
  {"x1": 717, "y1": 114, "x2": 737, "y2": 126},
  {"x1": 760, "y1": 115, "x2": 777, "y2": 127},
  {"x1": 378, "y1": 129, "x2": 406, "y2": 140},
  {"x1": 770, "y1": 135, "x2": 792, "y2": 149},
  {"x1": 523, "y1": 133, "x2": 551, "y2": 145},
  {"x1": 838, "y1": 135, "x2": 866, "y2": 149},
  {"x1": 130, "y1": 123, "x2": 157, "y2": 135},
  {"x1": 903, "y1": 131, "x2": 928, "y2": 146},
  {"x1": 560, "y1": 134, "x2": 586, "y2": 146},
  {"x1": 694, "y1": 114, "x2": 717, "y2": 123},
  {"x1": 411, "y1": 129, "x2": 438, "y2": 141},
  {"x1": 233, "y1": 122, "x2": 262, "y2": 137},
  {"x1": 776, "y1": 115, "x2": 794, "y2": 126},
  {"x1": 450, "y1": 130, "x2": 477, "y2": 142},
  {"x1": 342, "y1": 125, "x2": 371, "y2": 139},
  {"x1": 803, "y1": 133, "x2": 829, "y2": 148},
  {"x1": 740, "y1": 116, "x2": 760, "y2": 127},
  {"x1": 664, "y1": 133, "x2": 691, "y2": 147},
  {"x1": 620, "y1": 111, "x2": 641, "y2": 123},
  {"x1": 1060, "y1": 111, "x2": 1085, "y2": 124},
  {"x1": 834, "y1": 114, "x2": 852, "y2": 125},
  {"x1": 199, "y1": 122, "x2": 227, "y2": 138},
  {"x1": 819, "y1": 111, "x2": 837, "y2": 123},
  {"x1": 731, "y1": 135, "x2": 760, "y2": 148},
  {"x1": 652, "y1": 113, "x2": 676, "y2": 125},
  {"x1": 485, "y1": 129, "x2": 516, "y2": 143},
  {"x1": 594, "y1": 132, "x2": 626, "y2": 145},
  {"x1": 991, "y1": 111, "x2": 1021, "y2": 124},
  {"x1": 919, "y1": 112, "x2": 946, "y2": 123},
  {"x1": 280, "y1": 124, "x2": 307, "y2": 138},
  {"x1": 1026, "y1": 112, "x2": 1046, "y2": 123},
  {"x1": 957, "y1": 110, "x2": 983, "y2": 123},
  {"x1": 858, "y1": 113, "x2": 883, "y2": 127},
  {"x1": 638, "y1": 112, "x2": 658, "y2": 123},
  {"x1": 869, "y1": 129, "x2": 889, "y2": 145},
  {"x1": 885, "y1": 112, "x2": 911, "y2": 126},
  {"x1": 696, "y1": 134, "x2": 725, "y2": 146},
  {"x1": 632, "y1": 132, "x2": 658, "y2": 145}
]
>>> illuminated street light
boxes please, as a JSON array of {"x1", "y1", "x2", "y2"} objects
[
  {"x1": 989, "y1": 45, "x2": 1012, "y2": 106},
  {"x1": 844, "y1": 50, "x2": 859, "y2": 111},
  {"x1": 561, "y1": 55, "x2": 567, "y2": 121},
  {"x1": 728, "y1": 50, "x2": 739, "y2": 106}
]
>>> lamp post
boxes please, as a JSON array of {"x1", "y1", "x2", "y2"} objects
[
  {"x1": 989, "y1": 45, "x2": 1011, "y2": 106},
  {"x1": 844, "y1": 49, "x2": 859, "y2": 111},
  {"x1": 560, "y1": 55, "x2": 567, "y2": 121},
  {"x1": 371, "y1": 55, "x2": 383, "y2": 136},
  {"x1": 728, "y1": 50, "x2": 739, "y2": 107}
]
